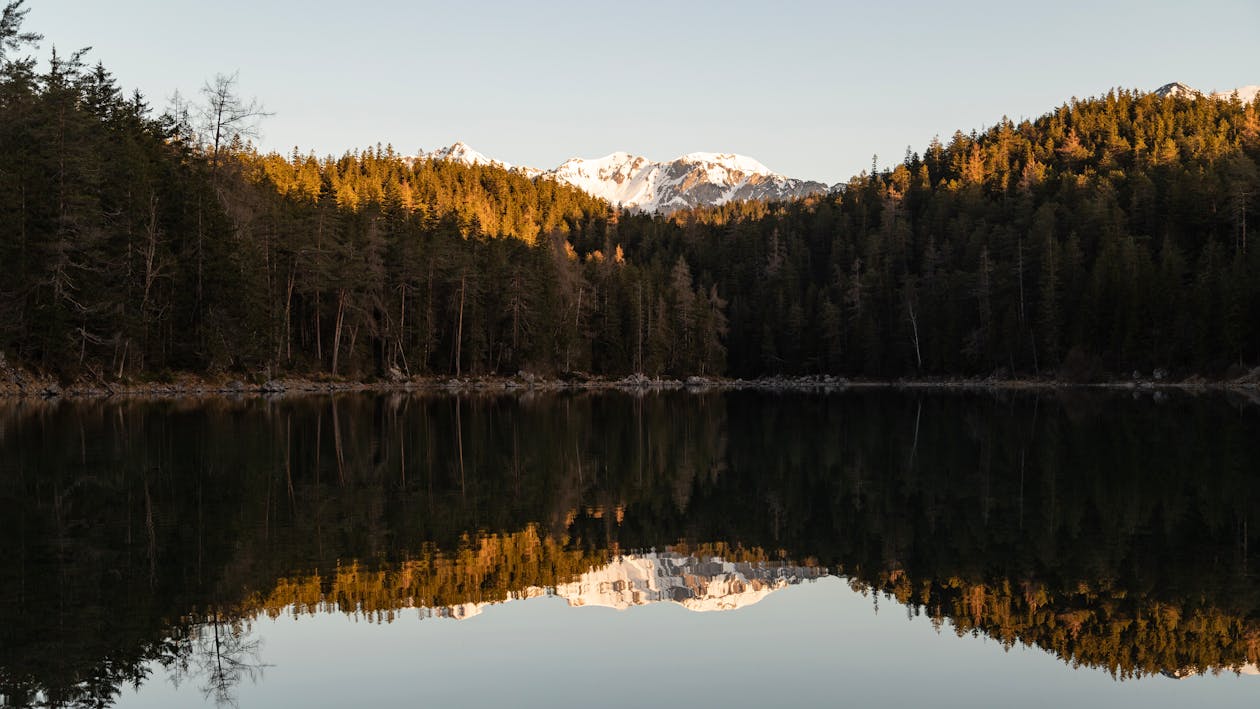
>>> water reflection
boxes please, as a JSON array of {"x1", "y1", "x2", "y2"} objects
[
  {"x1": 1, "y1": 390, "x2": 1259, "y2": 706},
  {"x1": 263, "y1": 546, "x2": 824, "y2": 621},
  {"x1": 168, "y1": 615, "x2": 267, "y2": 707}
]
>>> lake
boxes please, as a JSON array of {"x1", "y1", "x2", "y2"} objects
[{"x1": 2, "y1": 389, "x2": 1259, "y2": 707}]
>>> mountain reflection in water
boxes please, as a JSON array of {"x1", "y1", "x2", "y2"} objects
[
  {"x1": 408, "y1": 551, "x2": 826, "y2": 619},
  {"x1": 2, "y1": 390, "x2": 1260, "y2": 707}
]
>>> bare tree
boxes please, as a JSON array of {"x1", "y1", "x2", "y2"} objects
[
  {"x1": 167, "y1": 73, "x2": 271, "y2": 340},
  {"x1": 198, "y1": 71, "x2": 271, "y2": 170},
  {"x1": 166, "y1": 611, "x2": 269, "y2": 708}
]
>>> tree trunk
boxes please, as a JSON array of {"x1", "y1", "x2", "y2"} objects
[
  {"x1": 454, "y1": 274, "x2": 465, "y2": 376},
  {"x1": 397, "y1": 283, "x2": 408, "y2": 374},
  {"x1": 282, "y1": 266, "x2": 295, "y2": 364},
  {"x1": 907, "y1": 293, "x2": 923, "y2": 370},
  {"x1": 331, "y1": 289, "x2": 346, "y2": 375},
  {"x1": 568, "y1": 285, "x2": 582, "y2": 372}
]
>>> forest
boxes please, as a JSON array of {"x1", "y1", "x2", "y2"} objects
[{"x1": 2, "y1": 1, "x2": 1259, "y2": 382}]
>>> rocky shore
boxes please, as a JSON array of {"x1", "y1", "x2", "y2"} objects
[{"x1": 3, "y1": 353, "x2": 1260, "y2": 401}]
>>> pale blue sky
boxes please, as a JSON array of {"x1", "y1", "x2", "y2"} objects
[{"x1": 30, "y1": 0, "x2": 1260, "y2": 184}]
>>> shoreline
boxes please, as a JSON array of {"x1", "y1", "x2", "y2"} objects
[{"x1": 2, "y1": 369, "x2": 1259, "y2": 401}]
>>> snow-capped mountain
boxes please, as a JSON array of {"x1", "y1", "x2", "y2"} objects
[
  {"x1": 1214, "y1": 85, "x2": 1260, "y2": 103},
  {"x1": 1154, "y1": 82, "x2": 1260, "y2": 103},
  {"x1": 1162, "y1": 663, "x2": 1260, "y2": 680},
  {"x1": 358, "y1": 552, "x2": 825, "y2": 621},
  {"x1": 548, "y1": 151, "x2": 829, "y2": 213},
  {"x1": 551, "y1": 551, "x2": 824, "y2": 612},
  {"x1": 1153, "y1": 82, "x2": 1201, "y2": 99},
  {"x1": 419, "y1": 141, "x2": 520, "y2": 171},
  {"x1": 418, "y1": 143, "x2": 829, "y2": 213}
]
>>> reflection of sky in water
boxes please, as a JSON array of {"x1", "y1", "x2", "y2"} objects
[{"x1": 120, "y1": 577, "x2": 1258, "y2": 709}]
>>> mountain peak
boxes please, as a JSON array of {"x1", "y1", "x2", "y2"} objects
[
  {"x1": 417, "y1": 552, "x2": 826, "y2": 618},
  {"x1": 554, "y1": 152, "x2": 648, "y2": 172},
  {"x1": 418, "y1": 144, "x2": 830, "y2": 213},
  {"x1": 1152, "y1": 82, "x2": 1259, "y2": 103},
  {"x1": 549, "y1": 151, "x2": 826, "y2": 211},
  {"x1": 676, "y1": 152, "x2": 774, "y2": 176},
  {"x1": 1154, "y1": 82, "x2": 1201, "y2": 98},
  {"x1": 421, "y1": 142, "x2": 509, "y2": 169}
]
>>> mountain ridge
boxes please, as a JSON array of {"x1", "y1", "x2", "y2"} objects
[
  {"x1": 1153, "y1": 81, "x2": 1260, "y2": 102},
  {"x1": 418, "y1": 142, "x2": 831, "y2": 213},
  {"x1": 408, "y1": 552, "x2": 825, "y2": 620},
  {"x1": 419, "y1": 82, "x2": 1257, "y2": 214}
]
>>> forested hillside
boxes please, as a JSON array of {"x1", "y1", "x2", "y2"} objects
[
  {"x1": 1, "y1": 0, "x2": 1258, "y2": 383},
  {"x1": 687, "y1": 90, "x2": 1260, "y2": 377}
]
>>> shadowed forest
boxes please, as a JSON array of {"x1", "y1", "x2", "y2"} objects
[
  {"x1": 2, "y1": 2, "x2": 1259, "y2": 383},
  {"x1": 3, "y1": 390, "x2": 1260, "y2": 705}
]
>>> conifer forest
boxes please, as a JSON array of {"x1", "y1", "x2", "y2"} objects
[{"x1": 2, "y1": 1, "x2": 1258, "y2": 383}]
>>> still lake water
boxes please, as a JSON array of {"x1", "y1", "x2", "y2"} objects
[{"x1": 2, "y1": 389, "x2": 1260, "y2": 707}]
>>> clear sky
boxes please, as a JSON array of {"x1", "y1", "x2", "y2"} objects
[{"x1": 29, "y1": 0, "x2": 1260, "y2": 184}]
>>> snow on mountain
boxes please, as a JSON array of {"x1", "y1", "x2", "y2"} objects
[
  {"x1": 358, "y1": 552, "x2": 825, "y2": 621},
  {"x1": 420, "y1": 141, "x2": 505, "y2": 168},
  {"x1": 679, "y1": 152, "x2": 774, "y2": 176},
  {"x1": 549, "y1": 152, "x2": 659, "y2": 207},
  {"x1": 1153, "y1": 82, "x2": 1259, "y2": 103},
  {"x1": 547, "y1": 151, "x2": 829, "y2": 213},
  {"x1": 419, "y1": 142, "x2": 830, "y2": 213},
  {"x1": 1162, "y1": 663, "x2": 1260, "y2": 680},
  {"x1": 552, "y1": 552, "x2": 824, "y2": 612},
  {"x1": 1215, "y1": 85, "x2": 1260, "y2": 103},
  {"x1": 1153, "y1": 82, "x2": 1201, "y2": 98}
]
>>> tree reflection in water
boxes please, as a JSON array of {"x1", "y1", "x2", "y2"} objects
[
  {"x1": 165, "y1": 612, "x2": 268, "y2": 707},
  {"x1": 2, "y1": 390, "x2": 1259, "y2": 705}
]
